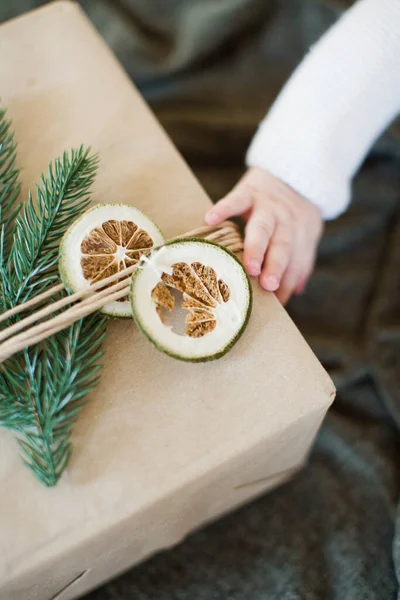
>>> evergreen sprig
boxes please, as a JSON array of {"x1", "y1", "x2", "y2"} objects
[
  {"x1": 0, "y1": 110, "x2": 107, "y2": 486},
  {"x1": 0, "y1": 108, "x2": 21, "y2": 252},
  {"x1": 8, "y1": 147, "x2": 98, "y2": 306}
]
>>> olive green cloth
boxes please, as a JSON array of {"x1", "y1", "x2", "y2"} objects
[{"x1": 2, "y1": 2, "x2": 400, "y2": 599}]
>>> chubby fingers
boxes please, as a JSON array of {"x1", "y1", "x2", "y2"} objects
[
  {"x1": 206, "y1": 186, "x2": 277, "y2": 279},
  {"x1": 243, "y1": 205, "x2": 275, "y2": 277},
  {"x1": 274, "y1": 230, "x2": 318, "y2": 305},
  {"x1": 259, "y1": 219, "x2": 293, "y2": 291},
  {"x1": 205, "y1": 181, "x2": 321, "y2": 304}
]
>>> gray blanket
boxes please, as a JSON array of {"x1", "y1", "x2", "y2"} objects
[{"x1": 3, "y1": 1, "x2": 400, "y2": 598}]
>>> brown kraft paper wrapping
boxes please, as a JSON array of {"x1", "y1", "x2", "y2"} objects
[{"x1": 0, "y1": 3, "x2": 335, "y2": 599}]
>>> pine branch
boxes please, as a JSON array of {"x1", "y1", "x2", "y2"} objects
[
  {"x1": 0, "y1": 108, "x2": 21, "y2": 262},
  {"x1": 8, "y1": 147, "x2": 98, "y2": 306},
  {"x1": 14, "y1": 315, "x2": 106, "y2": 486},
  {"x1": 0, "y1": 144, "x2": 107, "y2": 487}
]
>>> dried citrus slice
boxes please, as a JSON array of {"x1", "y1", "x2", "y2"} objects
[
  {"x1": 130, "y1": 239, "x2": 252, "y2": 361},
  {"x1": 59, "y1": 204, "x2": 165, "y2": 317}
]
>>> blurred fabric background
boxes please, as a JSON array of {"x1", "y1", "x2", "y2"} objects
[{"x1": 1, "y1": 2, "x2": 400, "y2": 599}]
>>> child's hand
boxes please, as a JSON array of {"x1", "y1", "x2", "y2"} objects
[{"x1": 205, "y1": 167, "x2": 323, "y2": 305}]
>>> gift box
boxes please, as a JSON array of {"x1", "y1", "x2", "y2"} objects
[{"x1": 0, "y1": 3, "x2": 335, "y2": 599}]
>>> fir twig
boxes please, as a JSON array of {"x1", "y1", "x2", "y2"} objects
[
  {"x1": 0, "y1": 135, "x2": 107, "y2": 487},
  {"x1": 0, "y1": 108, "x2": 21, "y2": 261},
  {"x1": 8, "y1": 147, "x2": 98, "y2": 306},
  {"x1": 15, "y1": 316, "x2": 106, "y2": 486}
]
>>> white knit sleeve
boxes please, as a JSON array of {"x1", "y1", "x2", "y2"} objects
[{"x1": 246, "y1": 0, "x2": 400, "y2": 220}]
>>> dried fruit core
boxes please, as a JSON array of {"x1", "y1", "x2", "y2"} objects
[
  {"x1": 80, "y1": 220, "x2": 154, "y2": 300},
  {"x1": 151, "y1": 262, "x2": 230, "y2": 338}
]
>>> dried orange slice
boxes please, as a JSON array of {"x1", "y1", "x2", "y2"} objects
[
  {"x1": 59, "y1": 204, "x2": 165, "y2": 317},
  {"x1": 130, "y1": 239, "x2": 252, "y2": 361}
]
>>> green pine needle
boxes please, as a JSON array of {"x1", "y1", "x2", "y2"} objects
[
  {"x1": 10, "y1": 315, "x2": 106, "y2": 487},
  {"x1": 8, "y1": 147, "x2": 98, "y2": 307},
  {"x1": 0, "y1": 110, "x2": 107, "y2": 487},
  {"x1": 0, "y1": 108, "x2": 21, "y2": 255}
]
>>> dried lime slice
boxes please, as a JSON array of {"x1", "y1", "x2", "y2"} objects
[
  {"x1": 130, "y1": 239, "x2": 252, "y2": 361},
  {"x1": 59, "y1": 204, "x2": 165, "y2": 317}
]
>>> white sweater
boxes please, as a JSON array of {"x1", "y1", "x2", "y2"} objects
[{"x1": 246, "y1": 0, "x2": 400, "y2": 220}]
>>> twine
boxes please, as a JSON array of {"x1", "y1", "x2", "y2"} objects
[{"x1": 0, "y1": 221, "x2": 243, "y2": 363}]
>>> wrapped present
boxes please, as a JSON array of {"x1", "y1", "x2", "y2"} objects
[{"x1": 0, "y1": 2, "x2": 335, "y2": 599}]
